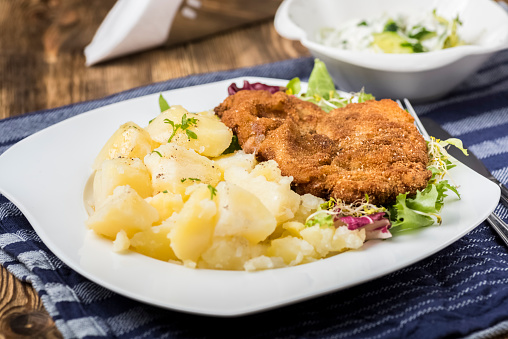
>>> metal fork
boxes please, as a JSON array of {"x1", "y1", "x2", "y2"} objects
[{"x1": 397, "y1": 99, "x2": 508, "y2": 245}]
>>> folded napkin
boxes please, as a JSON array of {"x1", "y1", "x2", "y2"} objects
[
  {"x1": 1, "y1": 55, "x2": 508, "y2": 339},
  {"x1": 84, "y1": 0, "x2": 183, "y2": 66}
]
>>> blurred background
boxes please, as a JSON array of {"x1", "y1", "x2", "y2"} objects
[{"x1": 0, "y1": 0, "x2": 309, "y2": 120}]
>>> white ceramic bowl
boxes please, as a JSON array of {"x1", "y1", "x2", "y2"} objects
[{"x1": 275, "y1": 0, "x2": 508, "y2": 102}]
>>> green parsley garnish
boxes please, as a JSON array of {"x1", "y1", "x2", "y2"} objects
[
  {"x1": 207, "y1": 184, "x2": 217, "y2": 200},
  {"x1": 159, "y1": 94, "x2": 170, "y2": 112},
  {"x1": 181, "y1": 177, "x2": 201, "y2": 183},
  {"x1": 221, "y1": 135, "x2": 242, "y2": 155},
  {"x1": 162, "y1": 190, "x2": 169, "y2": 193},
  {"x1": 164, "y1": 114, "x2": 199, "y2": 143},
  {"x1": 152, "y1": 150, "x2": 162, "y2": 157}
]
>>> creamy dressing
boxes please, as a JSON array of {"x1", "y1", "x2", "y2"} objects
[{"x1": 317, "y1": 12, "x2": 465, "y2": 53}]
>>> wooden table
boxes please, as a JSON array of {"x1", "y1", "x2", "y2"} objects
[
  {"x1": 1, "y1": 1, "x2": 508, "y2": 338},
  {"x1": 0, "y1": 0, "x2": 308, "y2": 337}
]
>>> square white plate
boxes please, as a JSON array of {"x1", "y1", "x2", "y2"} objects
[{"x1": 0, "y1": 77, "x2": 501, "y2": 316}]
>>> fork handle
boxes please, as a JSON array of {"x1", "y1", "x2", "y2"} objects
[
  {"x1": 491, "y1": 178, "x2": 508, "y2": 209},
  {"x1": 487, "y1": 213, "x2": 508, "y2": 246}
]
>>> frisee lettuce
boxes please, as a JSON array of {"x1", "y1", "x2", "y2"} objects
[{"x1": 388, "y1": 139, "x2": 463, "y2": 232}]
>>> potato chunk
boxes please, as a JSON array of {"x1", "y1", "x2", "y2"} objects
[
  {"x1": 144, "y1": 143, "x2": 221, "y2": 195},
  {"x1": 93, "y1": 158, "x2": 152, "y2": 208},
  {"x1": 169, "y1": 184, "x2": 218, "y2": 262},
  {"x1": 214, "y1": 182, "x2": 277, "y2": 244},
  {"x1": 267, "y1": 236, "x2": 315, "y2": 265},
  {"x1": 212, "y1": 150, "x2": 257, "y2": 177},
  {"x1": 93, "y1": 122, "x2": 159, "y2": 170},
  {"x1": 198, "y1": 236, "x2": 267, "y2": 270},
  {"x1": 224, "y1": 160, "x2": 300, "y2": 224},
  {"x1": 130, "y1": 223, "x2": 178, "y2": 262},
  {"x1": 145, "y1": 192, "x2": 184, "y2": 224},
  {"x1": 145, "y1": 105, "x2": 233, "y2": 157},
  {"x1": 86, "y1": 186, "x2": 159, "y2": 239}
]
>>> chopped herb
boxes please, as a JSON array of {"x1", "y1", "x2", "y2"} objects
[
  {"x1": 409, "y1": 26, "x2": 436, "y2": 40},
  {"x1": 148, "y1": 117, "x2": 156, "y2": 124},
  {"x1": 159, "y1": 94, "x2": 170, "y2": 112},
  {"x1": 384, "y1": 20, "x2": 399, "y2": 32},
  {"x1": 164, "y1": 114, "x2": 199, "y2": 143},
  {"x1": 401, "y1": 41, "x2": 426, "y2": 53},
  {"x1": 357, "y1": 20, "x2": 368, "y2": 26},
  {"x1": 152, "y1": 150, "x2": 162, "y2": 157},
  {"x1": 221, "y1": 135, "x2": 242, "y2": 155},
  {"x1": 181, "y1": 177, "x2": 201, "y2": 183},
  {"x1": 185, "y1": 129, "x2": 198, "y2": 139},
  {"x1": 207, "y1": 184, "x2": 217, "y2": 199},
  {"x1": 162, "y1": 190, "x2": 169, "y2": 193}
]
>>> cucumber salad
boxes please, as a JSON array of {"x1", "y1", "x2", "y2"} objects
[{"x1": 317, "y1": 10, "x2": 466, "y2": 53}]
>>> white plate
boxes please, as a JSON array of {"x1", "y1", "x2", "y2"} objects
[{"x1": 0, "y1": 77, "x2": 501, "y2": 316}]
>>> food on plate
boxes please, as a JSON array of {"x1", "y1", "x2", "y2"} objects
[
  {"x1": 87, "y1": 103, "x2": 367, "y2": 270},
  {"x1": 85, "y1": 60, "x2": 463, "y2": 271},
  {"x1": 317, "y1": 10, "x2": 466, "y2": 53},
  {"x1": 215, "y1": 90, "x2": 430, "y2": 205}
]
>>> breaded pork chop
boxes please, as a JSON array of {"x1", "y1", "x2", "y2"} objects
[{"x1": 214, "y1": 90, "x2": 431, "y2": 205}]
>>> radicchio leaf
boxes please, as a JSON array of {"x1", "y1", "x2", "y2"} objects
[
  {"x1": 339, "y1": 212, "x2": 392, "y2": 240},
  {"x1": 228, "y1": 81, "x2": 286, "y2": 96}
]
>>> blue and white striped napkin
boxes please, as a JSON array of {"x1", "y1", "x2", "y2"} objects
[{"x1": 1, "y1": 53, "x2": 508, "y2": 339}]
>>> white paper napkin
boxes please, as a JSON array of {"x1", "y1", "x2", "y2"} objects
[{"x1": 85, "y1": 0, "x2": 183, "y2": 66}]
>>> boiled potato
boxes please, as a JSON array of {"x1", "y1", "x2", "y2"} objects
[
  {"x1": 169, "y1": 184, "x2": 218, "y2": 262},
  {"x1": 198, "y1": 236, "x2": 266, "y2": 270},
  {"x1": 212, "y1": 150, "x2": 257, "y2": 178},
  {"x1": 145, "y1": 192, "x2": 184, "y2": 224},
  {"x1": 130, "y1": 223, "x2": 178, "y2": 261},
  {"x1": 224, "y1": 160, "x2": 300, "y2": 224},
  {"x1": 214, "y1": 182, "x2": 277, "y2": 244},
  {"x1": 300, "y1": 225, "x2": 365, "y2": 257},
  {"x1": 145, "y1": 105, "x2": 233, "y2": 157},
  {"x1": 267, "y1": 236, "x2": 316, "y2": 265},
  {"x1": 93, "y1": 157, "x2": 152, "y2": 208},
  {"x1": 243, "y1": 255, "x2": 285, "y2": 271},
  {"x1": 112, "y1": 230, "x2": 130, "y2": 252},
  {"x1": 86, "y1": 185, "x2": 159, "y2": 239},
  {"x1": 144, "y1": 143, "x2": 221, "y2": 196},
  {"x1": 93, "y1": 122, "x2": 159, "y2": 170}
]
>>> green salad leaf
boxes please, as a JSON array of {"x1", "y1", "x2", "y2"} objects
[
  {"x1": 159, "y1": 94, "x2": 170, "y2": 112},
  {"x1": 287, "y1": 59, "x2": 375, "y2": 112}
]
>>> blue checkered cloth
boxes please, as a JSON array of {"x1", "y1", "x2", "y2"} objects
[{"x1": 1, "y1": 53, "x2": 508, "y2": 339}]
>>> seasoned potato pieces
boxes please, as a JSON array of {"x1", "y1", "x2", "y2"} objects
[
  {"x1": 86, "y1": 103, "x2": 370, "y2": 271},
  {"x1": 213, "y1": 150, "x2": 257, "y2": 177},
  {"x1": 93, "y1": 158, "x2": 152, "y2": 208},
  {"x1": 199, "y1": 236, "x2": 266, "y2": 270},
  {"x1": 168, "y1": 184, "x2": 218, "y2": 263},
  {"x1": 144, "y1": 143, "x2": 221, "y2": 196},
  {"x1": 145, "y1": 192, "x2": 184, "y2": 224},
  {"x1": 86, "y1": 186, "x2": 159, "y2": 239},
  {"x1": 224, "y1": 160, "x2": 300, "y2": 224},
  {"x1": 215, "y1": 182, "x2": 276, "y2": 244},
  {"x1": 145, "y1": 105, "x2": 233, "y2": 157},
  {"x1": 93, "y1": 122, "x2": 159, "y2": 170},
  {"x1": 130, "y1": 224, "x2": 178, "y2": 261}
]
